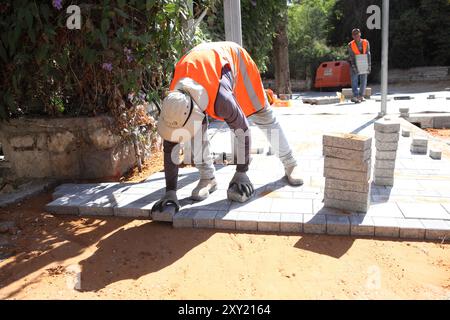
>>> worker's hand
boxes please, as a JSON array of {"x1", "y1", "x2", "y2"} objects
[
  {"x1": 368, "y1": 66, "x2": 372, "y2": 74},
  {"x1": 151, "y1": 190, "x2": 180, "y2": 213},
  {"x1": 227, "y1": 171, "x2": 255, "y2": 203}
]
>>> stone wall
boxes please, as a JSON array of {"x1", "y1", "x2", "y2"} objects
[
  {"x1": 388, "y1": 66, "x2": 450, "y2": 83},
  {"x1": 263, "y1": 79, "x2": 308, "y2": 92},
  {"x1": 0, "y1": 116, "x2": 149, "y2": 180}
]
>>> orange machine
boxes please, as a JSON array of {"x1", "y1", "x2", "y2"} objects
[{"x1": 314, "y1": 61, "x2": 351, "y2": 89}]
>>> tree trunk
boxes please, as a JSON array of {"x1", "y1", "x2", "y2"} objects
[{"x1": 272, "y1": 8, "x2": 291, "y2": 95}]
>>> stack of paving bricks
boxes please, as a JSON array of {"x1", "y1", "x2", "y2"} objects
[
  {"x1": 410, "y1": 137, "x2": 428, "y2": 155},
  {"x1": 374, "y1": 118, "x2": 400, "y2": 186},
  {"x1": 399, "y1": 107, "x2": 409, "y2": 118},
  {"x1": 323, "y1": 133, "x2": 372, "y2": 213},
  {"x1": 341, "y1": 88, "x2": 372, "y2": 99}
]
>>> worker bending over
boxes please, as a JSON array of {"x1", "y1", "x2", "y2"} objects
[{"x1": 153, "y1": 41, "x2": 303, "y2": 213}]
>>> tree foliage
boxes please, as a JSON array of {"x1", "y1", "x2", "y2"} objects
[{"x1": 0, "y1": 0, "x2": 190, "y2": 136}]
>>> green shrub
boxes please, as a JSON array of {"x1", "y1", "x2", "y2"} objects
[{"x1": 0, "y1": 0, "x2": 190, "y2": 136}]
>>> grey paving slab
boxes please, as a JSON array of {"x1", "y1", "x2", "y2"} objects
[
  {"x1": 376, "y1": 141, "x2": 399, "y2": 151},
  {"x1": 397, "y1": 202, "x2": 450, "y2": 220},
  {"x1": 324, "y1": 197, "x2": 369, "y2": 213},
  {"x1": 173, "y1": 210, "x2": 196, "y2": 228},
  {"x1": 324, "y1": 167, "x2": 370, "y2": 182},
  {"x1": 271, "y1": 198, "x2": 313, "y2": 214},
  {"x1": 235, "y1": 212, "x2": 260, "y2": 231},
  {"x1": 365, "y1": 203, "x2": 405, "y2": 218},
  {"x1": 323, "y1": 146, "x2": 371, "y2": 161},
  {"x1": 398, "y1": 219, "x2": 426, "y2": 239},
  {"x1": 429, "y1": 150, "x2": 442, "y2": 160},
  {"x1": 325, "y1": 178, "x2": 370, "y2": 193},
  {"x1": 374, "y1": 167, "x2": 395, "y2": 178},
  {"x1": 46, "y1": 195, "x2": 94, "y2": 215},
  {"x1": 78, "y1": 194, "x2": 118, "y2": 216},
  {"x1": 323, "y1": 133, "x2": 372, "y2": 151},
  {"x1": 214, "y1": 211, "x2": 238, "y2": 230},
  {"x1": 324, "y1": 187, "x2": 370, "y2": 203},
  {"x1": 372, "y1": 217, "x2": 400, "y2": 238},
  {"x1": 152, "y1": 205, "x2": 177, "y2": 222},
  {"x1": 411, "y1": 138, "x2": 428, "y2": 147},
  {"x1": 113, "y1": 194, "x2": 159, "y2": 218},
  {"x1": 421, "y1": 219, "x2": 450, "y2": 240},
  {"x1": 375, "y1": 131, "x2": 400, "y2": 142},
  {"x1": 257, "y1": 212, "x2": 281, "y2": 232},
  {"x1": 324, "y1": 157, "x2": 371, "y2": 172},
  {"x1": 229, "y1": 197, "x2": 273, "y2": 213},
  {"x1": 402, "y1": 130, "x2": 410, "y2": 137},
  {"x1": 280, "y1": 213, "x2": 303, "y2": 233},
  {"x1": 193, "y1": 210, "x2": 217, "y2": 229},
  {"x1": 326, "y1": 215, "x2": 350, "y2": 235},
  {"x1": 374, "y1": 119, "x2": 400, "y2": 133},
  {"x1": 303, "y1": 214, "x2": 327, "y2": 234},
  {"x1": 185, "y1": 195, "x2": 232, "y2": 212},
  {"x1": 410, "y1": 145, "x2": 427, "y2": 154},
  {"x1": 373, "y1": 176, "x2": 394, "y2": 186},
  {"x1": 375, "y1": 160, "x2": 396, "y2": 169},
  {"x1": 375, "y1": 151, "x2": 397, "y2": 160},
  {"x1": 350, "y1": 215, "x2": 375, "y2": 237}
]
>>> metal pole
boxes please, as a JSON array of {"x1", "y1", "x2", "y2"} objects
[
  {"x1": 380, "y1": 0, "x2": 389, "y2": 117},
  {"x1": 224, "y1": 0, "x2": 243, "y2": 46}
]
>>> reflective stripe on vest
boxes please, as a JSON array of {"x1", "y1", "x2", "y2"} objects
[
  {"x1": 170, "y1": 43, "x2": 266, "y2": 121},
  {"x1": 351, "y1": 39, "x2": 368, "y2": 55}
]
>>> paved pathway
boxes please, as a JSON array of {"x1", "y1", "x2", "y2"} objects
[{"x1": 46, "y1": 92, "x2": 450, "y2": 241}]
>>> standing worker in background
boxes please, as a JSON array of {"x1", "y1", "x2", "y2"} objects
[
  {"x1": 348, "y1": 28, "x2": 371, "y2": 103},
  {"x1": 152, "y1": 41, "x2": 303, "y2": 213}
]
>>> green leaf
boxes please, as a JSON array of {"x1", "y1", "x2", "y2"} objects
[
  {"x1": 0, "y1": 41, "x2": 7, "y2": 62},
  {"x1": 164, "y1": 3, "x2": 177, "y2": 14},
  {"x1": 146, "y1": 0, "x2": 156, "y2": 10},
  {"x1": 114, "y1": 8, "x2": 128, "y2": 19},
  {"x1": 40, "y1": 3, "x2": 50, "y2": 22},
  {"x1": 101, "y1": 18, "x2": 110, "y2": 33},
  {"x1": 25, "y1": 9, "x2": 33, "y2": 30},
  {"x1": 99, "y1": 32, "x2": 108, "y2": 49}
]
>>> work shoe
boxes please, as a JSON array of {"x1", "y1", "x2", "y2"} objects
[
  {"x1": 227, "y1": 183, "x2": 253, "y2": 203},
  {"x1": 351, "y1": 97, "x2": 360, "y2": 103},
  {"x1": 285, "y1": 165, "x2": 304, "y2": 186},
  {"x1": 191, "y1": 178, "x2": 217, "y2": 201},
  {"x1": 358, "y1": 96, "x2": 366, "y2": 102}
]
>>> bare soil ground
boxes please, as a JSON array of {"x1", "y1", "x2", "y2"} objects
[
  {"x1": 0, "y1": 150, "x2": 449, "y2": 299},
  {"x1": 425, "y1": 129, "x2": 450, "y2": 144}
]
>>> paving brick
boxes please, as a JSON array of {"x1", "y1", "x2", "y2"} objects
[
  {"x1": 324, "y1": 187, "x2": 370, "y2": 203},
  {"x1": 324, "y1": 167, "x2": 370, "y2": 182},
  {"x1": 173, "y1": 210, "x2": 196, "y2": 228},
  {"x1": 78, "y1": 195, "x2": 117, "y2": 216},
  {"x1": 374, "y1": 119, "x2": 400, "y2": 133},
  {"x1": 187, "y1": 196, "x2": 232, "y2": 212},
  {"x1": 365, "y1": 203, "x2": 404, "y2": 218},
  {"x1": 410, "y1": 145, "x2": 427, "y2": 154},
  {"x1": 397, "y1": 202, "x2": 450, "y2": 220},
  {"x1": 398, "y1": 219, "x2": 425, "y2": 239},
  {"x1": 152, "y1": 205, "x2": 177, "y2": 222},
  {"x1": 323, "y1": 133, "x2": 372, "y2": 151},
  {"x1": 193, "y1": 211, "x2": 217, "y2": 229},
  {"x1": 303, "y1": 214, "x2": 327, "y2": 234},
  {"x1": 399, "y1": 108, "x2": 410, "y2": 113},
  {"x1": 271, "y1": 198, "x2": 313, "y2": 214},
  {"x1": 235, "y1": 212, "x2": 259, "y2": 231},
  {"x1": 374, "y1": 167, "x2": 395, "y2": 178},
  {"x1": 324, "y1": 197, "x2": 369, "y2": 213},
  {"x1": 214, "y1": 211, "x2": 238, "y2": 230},
  {"x1": 373, "y1": 176, "x2": 394, "y2": 186},
  {"x1": 229, "y1": 197, "x2": 273, "y2": 213},
  {"x1": 374, "y1": 160, "x2": 396, "y2": 169},
  {"x1": 326, "y1": 215, "x2": 350, "y2": 235},
  {"x1": 324, "y1": 157, "x2": 371, "y2": 172},
  {"x1": 375, "y1": 141, "x2": 399, "y2": 151},
  {"x1": 323, "y1": 146, "x2": 371, "y2": 161},
  {"x1": 375, "y1": 150, "x2": 397, "y2": 160},
  {"x1": 325, "y1": 178, "x2": 370, "y2": 193},
  {"x1": 429, "y1": 150, "x2": 442, "y2": 160},
  {"x1": 258, "y1": 212, "x2": 281, "y2": 232},
  {"x1": 280, "y1": 214, "x2": 303, "y2": 233},
  {"x1": 401, "y1": 130, "x2": 410, "y2": 137},
  {"x1": 350, "y1": 215, "x2": 375, "y2": 236},
  {"x1": 375, "y1": 131, "x2": 400, "y2": 142},
  {"x1": 373, "y1": 217, "x2": 400, "y2": 238},
  {"x1": 313, "y1": 201, "x2": 356, "y2": 215},
  {"x1": 411, "y1": 138, "x2": 428, "y2": 147},
  {"x1": 46, "y1": 195, "x2": 92, "y2": 215},
  {"x1": 421, "y1": 219, "x2": 450, "y2": 240},
  {"x1": 113, "y1": 194, "x2": 158, "y2": 218}
]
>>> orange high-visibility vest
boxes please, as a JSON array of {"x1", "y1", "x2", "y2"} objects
[
  {"x1": 169, "y1": 42, "x2": 267, "y2": 121},
  {"x1": 350, "y1": 39, "x2": 368, "y2": 55}
]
